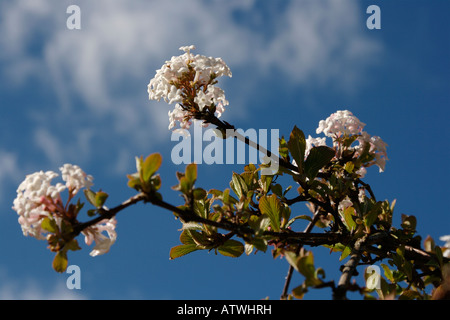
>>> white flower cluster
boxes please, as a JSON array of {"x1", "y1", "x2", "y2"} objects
[
  {"x1": 148, "y1": 45, "x2": 232, "y2": 132},
  {"x1": 12, "y1": 164, "x2": 115, "y2": 257},
  {"x1": 313, "y1": 110, "x2": 388, "y2": 174},
  {"x1": 13, "y1": 170, "x2": 66, "y2": 239},
  {"x1": 316, "y1": 110, "x2": 366, "y2": 138},
  {"x1": 355, "y1": 131, "x2": 388, "y2": 173}
]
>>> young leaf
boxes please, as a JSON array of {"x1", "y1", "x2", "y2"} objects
[
  {"x1": 41, "y1": 217, "x2": 58, "y2": 233},
  {"x1": 342, "y1": 207, "x2": 357, "y2": 232},
  {"x1": 287, "y1": 126, "x2": 306, "y2": 173},
  {"x1": 230, "y1": 172, "x2": 247, "y2": 199},
  {"x1": 218, "y1": 240, "x2": 244, "y2": 258},
  {"x1": 185, "y1": 163, "x2": 197, "y2": 186},
  {"x1": 258, "y1": 194, "x2": 281, "y2": 232},
  {"x1": 84, "y1": 189, "x2": 97, "y2": 207},
  {"x1": 142, "y1": 153, "x2": 162, "y2": 182},
  {"x1": 94, "y1": 191, "x2": 109, "y2": 208},
  {"x1": 400, "y1": 214, "x2": 417, "y2": 233},
  {"x1": 169, "y1": 244, "x2": 199, "y2": 259},
  {"x1": 65, "y1": 239, "x2": 82, "y2": 252},
  {"x1": 339, "y1": 246, "x2": 352, "y2": 261},
  {"x1": 193, "y1": 188, "x2": 207, "y2": 200},
  {"x1": 248, "y1": 214, "x2": 271, "y2": 235},
  {"x1": 127, "y1": 173, "x2": 141, "y2": 190},
  {"x1": 52, "y1": 251, "x2": 68, "y2": 273}
]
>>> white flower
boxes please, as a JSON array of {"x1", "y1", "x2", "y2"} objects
[
  {"x1": 356, "y1": 132, "x2": 388, "y2": 172},
  {"x1": 338, "y1": 197, "x2": 354, "y2": 212},
  {"x1": 194, "y1": 90, "x2": 211, "y2": 111},
  {"x1": 194, "y1": 85, "x2": 229, "y2": 112},
  {"x1": 440, "y1": 235, "x2": 450, "y2": 258},
  {"x1": 60, "y1": 164, "x2": 93, "y2": 194},
  {"x1": 316, "y1": 110, "x2": 365, "y2": 138},
  {"x1": 168, "y1": 104, "x2": 191, "y2": 130},
  {"x1": 148, "y1": 45, "x2": 232, "y2": 132},
  {"x1": 179, "y1": 45, "x2": 196, "y2": 55},
  {"x1": 82, "y1": 217, "x2": 117, "y2": 257}
]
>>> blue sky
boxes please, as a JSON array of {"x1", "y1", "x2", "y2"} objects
[{"x1": 0, "y1": 0, "x2": 449, "y2": 300}]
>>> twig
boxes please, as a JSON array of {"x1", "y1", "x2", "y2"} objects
[
  {"x1": 202, "y1": 111, "x2": 298, "y2": 173},
  {"x1": 281, "y1": 208, "x2": 320, "y2": 299}
]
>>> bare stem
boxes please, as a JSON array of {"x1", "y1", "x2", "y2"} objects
[{"x1": 281, "y1": 207, "x2": 320, "y2": 299}]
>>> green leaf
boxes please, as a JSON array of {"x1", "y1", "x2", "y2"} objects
[
  {"x1": 251, "y1": 238, "x2": 268, "y2": 253},
  {"x1": 230, "y1": 172, "x2": 248, "y2": 199},
  {"x1": 340, "y1": 246, "x2": 352, "y2": 261},
  {"x1": 218, "y1": 239, "x2": 244, "y2": 258},
  {"x1": 169, "y1": 244, "x2": 199, "y2": 259},
  {"x1": 94, "y1": 191, "x2": 108, "y2": 208},
  {"x1": 188, "y1": 230, "x2": 210, "y2": 248},
  {"x1": 259, "y1": 175, "x2": 273, "y2": 194},
  {"x1": 65, "y1": 239, "x2": 81, "y2": 252},
  {"x1": 304, "y1": 146, "x2": 335, "y2": 179},
  {"x1": 287, "y1": 214, "x2": 312, "y2": 228},
  {"x1": 381, "y1": 263, "x2": 394, "y2": 282},
  {"x1": 142, "y1": 153, "x2": 162, "y2": 182},
  {"x1": 258, "y1": 194, "x2": 281, "y2": 232},
  {"x1": 344, "y1": 161, "x2": 355, "y2": 173},
  {"x1": 363, "y1": 207, "x2": 379, "y2": 229},
  {"x1": 52, "y1": 251, "x2": 68, "y2": 273},
  {"x1": 41, "y1": 217, "x2": 58, "y2": 233},
  {"x1": 83, "y1": 188, "x2": 97, "y2": 207},
  {"x1": 285, "y1": 251, "x2": 300, "y2": 273},
  {"x1": 297, "y1": 251, "x2": 322, "y2": 286},
  {"x1": 193, "y1": 188, "x2": 207, "y2": 200},
  {"x1": 342, "y1": 207, "x2": 357, "y2": 232},
  {"x1": 248, "y1": 214, "x2": 271, "y2": 235},
  {"x1": 287, "y1": 126, "x2": 306, "y2": 173},
  {"x1": 185, "y1": 163, "x2": 197, "y2": 185},
  {"x1": 292, "y1": 284, "x2": 308, "y2": 299},
  {"x1": 127, "y1": 173, "x2": 141, "y2": 190}
]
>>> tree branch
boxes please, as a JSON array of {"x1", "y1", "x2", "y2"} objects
[{"x1": 333, "y1": 235, "x2": 367, "y2": 300}]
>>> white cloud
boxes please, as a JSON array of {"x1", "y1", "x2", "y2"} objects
[
  {"x1": 0, "y1": 0, "x2": 382, "y2": 173},
  {"x1": 0, "y1": 277, "x2": 86, "y2": 300},
  {"x1": 0, "y1": 150, "x2": 22, "y2": 203}
]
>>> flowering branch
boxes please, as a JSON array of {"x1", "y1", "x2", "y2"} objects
[{"x1": 11, "y1": 45, "x2": 450, "y2": 301}]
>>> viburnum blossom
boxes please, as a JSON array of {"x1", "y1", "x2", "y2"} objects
[
  {"x1": 355, "y1": 132, "x2": 389, "y2": 172},
  {"x1": 148, "y1": 45, "x2": 232, "y2": 132},
  {"x1": 316, "y1": 110, "x2": 366, "y2": 138},
  {"x1": 12, "y1": 164, "x2": 116, "y2": 257},
  {"x1": 82, "y1": 217, "x2": 117, "y2": 257},
  {"x1": 12, "y1": 170, "x2": 66, "y2": 239},
  {"x1": 313, "y1": 110, "x2": 388, "y2": 173}
]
